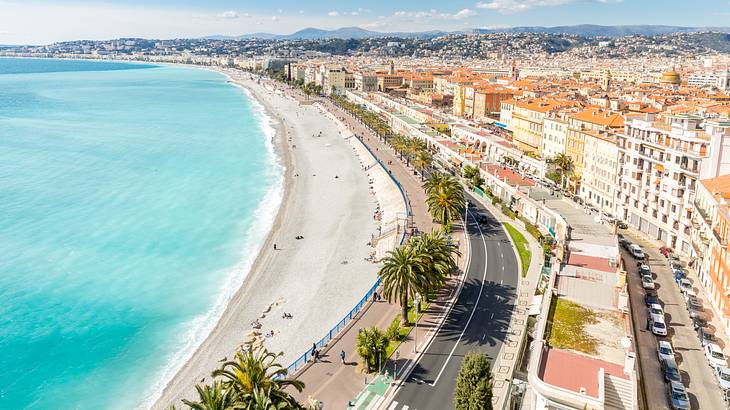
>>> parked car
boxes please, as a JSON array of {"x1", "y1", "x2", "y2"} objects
[
  {"x1": 693, "y1": 316, "x2": 709, "y2": 331},
  {"x1": 658, "y1": 340, "x2": 675, "y2": 363},
  {"x1": 661, "y1": 358, "x2": 682, "y2": 383},
  {"x1": 649, "y1": 303, "x2": 665, "y2": 317},
  {"x1": 650, "y1": 316, "x2": 668, "y2": 336},
  {"x1": 706, "y1": 343, "x2": 728, "y2": 369},
  {"x1": 642, "y1": 275, "x2": 656, "y2": 289},
  {"x1": 687, "y1": 297, "x2": 704, "y2": 318},
  {"x1": 667, "y1": 381, "x2": 690, "y2": 410},
  {"x1": 659, "y1": 246, "x2": 673, "y2": 257},
  {"x1": 629, "y1": 244, "x2": 645, "y2": 260},
  {"x1": 698, "y1": 327, "x2": 714, "y2": 347},
  {"x1": 474, "y1": 212, "x2": 489, "y2": 224},
  {"x1": 621, "y1": 239, "x2": 633, "y2": 251},
  {"x1": 639, "y1": 264, "x2": 652, "y2": 277},
  {"x1": 617, "y1": 221, "x2": 628, "y2": 229},
  {"x1": 673, "y1": 269, "x2": 686, "y2": 284},
  {"x1": 683, "y1": 289, "x2": 697, "y2": 305},
  {"x1": 716, "y1": 366, "x2": 730, "y2": 391},
  {"x1": 679, "y1": 279, "x2": 692, "y2": 295},
  {"x1": 645, "y1": 292, "x2": 659, "y2": 307}
]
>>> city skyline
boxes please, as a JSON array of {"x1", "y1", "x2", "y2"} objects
[{"x1": 1, "y1": 0, "x2": 730, "y2": 45}]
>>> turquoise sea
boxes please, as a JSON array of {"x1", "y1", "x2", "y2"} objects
[{"x1": 0, "y1": 58, "x2": 282, "y2": 409}]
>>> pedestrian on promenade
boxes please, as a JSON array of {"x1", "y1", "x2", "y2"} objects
[
  {"x1": 373, "y1": 291, "x2": 378, "y2": 302},
  {"x1": 273, "y1": 243, "x2": 277, "y2": 250},
  {"x1": 340, "y1": 350, "x2": 346, "y2": 364}
]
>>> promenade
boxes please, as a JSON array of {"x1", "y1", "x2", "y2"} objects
[{"x1": 286, "y1": 92, "x2": 470, "y2": 408}]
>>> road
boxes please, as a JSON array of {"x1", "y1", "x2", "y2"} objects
[
  {"x1": 624, "y1": 231, "x2": 726, "y2": 410},
  {"x1": 383, "y1": 193, "x2": 519, "y2": 410}
]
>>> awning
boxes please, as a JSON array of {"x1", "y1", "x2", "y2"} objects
[{"x1": 528, "y1": 294, "x2": 543, "y2": 316}]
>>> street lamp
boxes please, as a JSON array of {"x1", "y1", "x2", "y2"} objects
[{"x1": 414, "y1": 292, "x2": 422, "y2": 353}]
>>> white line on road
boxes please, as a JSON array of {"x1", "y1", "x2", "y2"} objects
[
  {"x1": 386, "y1": 402, "x2": 399, "y2": 410},
  {"x1": 500, "y1": 279, "x2": 503, "y2": 285},
  {"x1": 402, "y1": 406, "x2": 409, "y2": 410},
  {"x1": 429, "y1": 207, "x2": 489, "y2": 387}
]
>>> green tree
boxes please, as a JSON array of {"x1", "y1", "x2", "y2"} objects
[
  {"x1": 424, "y1": 173, "x2": 465, "y2": 231},
  {"x1": 412, "y1": 150, "x2": 433, "y2": 181},
  {"x1": 378, "y1": 245, "x2": 427, "y2": 325},
  {"x1": 454, "y1": 352, "x2": 493, "y2": 410},
  {"x1": 355, "y1": 326, "x2": 390, "y2": 373},
  {"x1": 552, "y1": 153, "x2": 574, "y2": 190},
  {"x1": 409, "y1": 229, "x2": 460, "y2": 299},
  {"x1": 462, "y1": 165, "x2": 480, "y2": 180},
  {"x1": 182, "y1": 382, "x2": 234, "y2": 410},
  {"x1": 213, "y1": 346, "x2": 305, "y2": 409}
]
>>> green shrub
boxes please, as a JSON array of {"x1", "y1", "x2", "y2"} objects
[
  {"x1": 385, "y1": 319, "x2": 401, "y2": 341},
  {"x1": 501, "y1": 204, "x2": 516, "y2": 219}
]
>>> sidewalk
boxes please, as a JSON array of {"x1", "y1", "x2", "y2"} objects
[
  {"x1": 467, "y1": 188, "x2": 544, "y2": 409},
  {"x1": 289, "y1": 95, "x2": 469, "y2": 408}
]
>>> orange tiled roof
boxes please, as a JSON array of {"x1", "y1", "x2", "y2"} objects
[{"x1": 569, "y1": 108, "x2": 624, "y2": 128}]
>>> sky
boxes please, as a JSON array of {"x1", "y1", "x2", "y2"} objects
[{"x1": 0, "y1": 0, "x2": 729, "y2": 45}]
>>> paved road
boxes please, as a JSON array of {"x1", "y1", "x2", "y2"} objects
[
  {"x1": 384, "y1": 193, "x2": 519, "y2": 410},
  {"x1": 624, "y1": 231, "x2": 726, "y2": 410}
]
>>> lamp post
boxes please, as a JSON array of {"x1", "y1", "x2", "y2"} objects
[{"x1": 414, "y1": 292, "x2": 422, "y2": 353}]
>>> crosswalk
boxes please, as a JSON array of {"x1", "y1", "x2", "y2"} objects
[{"x1": 351, "y1": 389, "x2": 416, "y2": 410}]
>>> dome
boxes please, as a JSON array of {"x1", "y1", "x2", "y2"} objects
[{"x1": 660, "y1": 70, "x2": 681, "y2": 85}]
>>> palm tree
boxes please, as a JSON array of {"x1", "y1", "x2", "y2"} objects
[
  {"x1": 553, "y1": 153, "x2": 574, "y2": 190},
  {"x1": 378, "y1": 245, "x2": 427, "y2": 325},
  {"x1": 182, "y1": 382, "x2": 234, "y2": 410},
  {"x1": 213, "y1": 346, "x2": 305, "y2": 409},
  {"x1": 412, "y1": 150, "x2": 433, "y2": 181},
  {"x1": 355, "y1": 326, "x2": 389, "y2": 373},
  {"x1": 424, "y1": 174, "x2": 465, "y2": 231},
  {"x1": 409, "y1": 230, "x2": 461, "y2": 300},
  {"x1": 423, "y1": 172, "x2": 449, "y2": 197}
]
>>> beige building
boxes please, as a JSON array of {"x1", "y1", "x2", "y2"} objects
[{"x1": 581, "y1": 130, "x2": 621, "y2": 213}]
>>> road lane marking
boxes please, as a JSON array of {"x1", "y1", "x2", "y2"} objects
[
  {"x1": 387, "y1": 402, "x2": 399, "y2": 410},
  {"x1": 402, "y1": 406, "x2": 409, "y2": 410},
  {"x1": 429, "y1": 205, "x2": 489, "y2": 387}
]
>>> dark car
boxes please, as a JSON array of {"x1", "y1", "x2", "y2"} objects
[
  {"x1": 617, "y1": 221, "x2": 628, "y2": 229},
  {"x1": 645, "y1": 292, "x2": 659, "y2": 307},
  {"x1": 698, "y1": 327, "x2": 714, "y2": 346},
  {"x1": 693, "y1": 315, "x2": 708, "y2": 330},
  {"x1": 661, "y1": 358, "x2": 682, "y2": 383},
  {"x1": 474, "y1": 212, "x2": 488, "y2": 224},
  {"x1": 622, "y1": 240, "x2": 633, "y2": 251}
]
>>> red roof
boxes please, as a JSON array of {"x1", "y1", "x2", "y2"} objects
[
  {"x1": 486, "y1": 164, "x2": 535, "y2": 187},
  {"x1": 566, "y1": 253, "x2": 615, "y2": 273},
  {"x1": 539, "y1": 348, "x2": 628, "y2": 398}
]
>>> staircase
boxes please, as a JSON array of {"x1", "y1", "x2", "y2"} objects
[{"x1": 604, "y1": 374, "x2": 634, "y2": 410}]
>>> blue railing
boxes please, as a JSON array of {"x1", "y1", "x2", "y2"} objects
[{"x1": 283, "y1": 114, "x2": 410, "y2": 378}]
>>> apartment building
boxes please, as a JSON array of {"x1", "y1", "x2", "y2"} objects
[
  {"x1": 354, "y1": 71, "x2": 378, "y2": 92},
  {"x1": 377, "y1": 73, "x2": 404, "y2": 92},
  {"x1": 615, "y1": 114, "x2": 709, "y2": 255},
  {"x1": 542, "y1": 115, "x2": 569, "y2": 159},
  {"x1": 692, "y1": 175, "x2": 730, "y2": 330},
  {"x1": 510, "y1": 99, "x2": 575, "y2": 155},
  {"x1": 581, "y1": 130, "x2": 621, "y2": 214},
  {"x1": 566, "y1": 108, "x2": 624, "y2": 190},
  {"x1": 321, "y1": 65, "x2": 346, "y2": 94},
  {"x1": 464, "y1": 85, "x2": 514, "y2": 121}
]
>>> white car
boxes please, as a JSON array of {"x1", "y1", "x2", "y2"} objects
[
  {"x1": 716, "y1": 366, "x2": 730, "y2": 391},
  {"x1": 642, "y1": 275, "x2": 655, "y2": 289},
  {"x1": 679, "y1": 279, "x2": 692, "y2": 294},
  {"x1": 706, "y1": 343, "x2": 728, "y2": 369},
  {"x1": 629, "y1": 244, "x2": 645, "y2": 259},
  {"x1": 650, "y1": 317, "x2": 668, "y2": 336},
  {"x1": 658, "y1": 340, "x2": 675, "y2": 363},
  {"x1": 648, "y1": 303, "x2": 665, "y2": 317}
]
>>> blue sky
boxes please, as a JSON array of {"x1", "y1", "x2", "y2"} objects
[{"x1": 0, "y1": 0, "x2": 729, "y2": 44}]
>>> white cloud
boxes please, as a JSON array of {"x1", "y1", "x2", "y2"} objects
[
  {"x1": 393, "y1": 8, "x2": 477, "y2": 20},
  {"x1": 327, "y1": 11, "x2": 340, "y2": 17},
  {"x1": 271, "y1": 15, "x2": 278, "y2": 21},
  {"x1": 217, "y1": 10, "x2": 239, "y2": 19},
  {"x1": 475, "y1": 0, "x2": 618, "y2": 13}
]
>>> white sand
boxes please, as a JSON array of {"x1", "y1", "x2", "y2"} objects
[{"x1": 151, "y1": 72, "x2": 403, "y2": 409}]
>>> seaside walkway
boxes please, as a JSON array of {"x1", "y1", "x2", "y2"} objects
[{"x1": 286, "y1": 92, "x2": 469, "y2": 409}]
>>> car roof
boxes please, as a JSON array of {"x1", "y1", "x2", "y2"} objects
[
  {"x1": 652, "y1": 314, "x2": 666, "y2": 322},
  {"x1": 663, "y1": 357, "x2": 678, "y2": 367},
  {"x1": 659, "y1": 340, "x2": 672, "y2": 348},
  {"x1": 669, "y1": 381, "x2": 685, "y2": 391},
  {"x1": 708, "y1": 343, "x2": 723, "y2": 351},
  {"x1": 650, "y1": 303, "x2": 663, "y2": 310},
  {"x1": 718, "y1": 366, "x2": 730, "y2": 374}
]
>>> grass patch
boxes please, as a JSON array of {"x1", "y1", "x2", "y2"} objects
[
  {"x1": 546, "y1": 297, "x2": 599, "y2": 355},
  {"x1": 383, "y1": 301, "x2": 428, "y2": 362},
  {"x1": 503, "y1": 222, "x2": 531, "y2": 277}
]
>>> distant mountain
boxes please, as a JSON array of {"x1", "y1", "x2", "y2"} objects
[
  {"x1": 472, "y1": 24, "x2": 730, "y2": 37},
  {"x1": 204, "y1": 24, "x2": 730, "y2": 41}
]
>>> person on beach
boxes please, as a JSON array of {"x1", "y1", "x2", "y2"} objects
[{"x1": 273, "y1": 243, "x2": 277, "y2": 250}]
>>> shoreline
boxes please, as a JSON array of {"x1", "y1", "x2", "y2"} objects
[
  {"x1": 152, "y1": 70, "x2": 389, "y2": 409},
  {"x1": 140, "y1": 69, "x2": 289, "y2": 409}
]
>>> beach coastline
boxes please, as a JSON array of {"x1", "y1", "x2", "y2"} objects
[{"x1": 151, "y1": 71, "x2": 395, "y2": 409}]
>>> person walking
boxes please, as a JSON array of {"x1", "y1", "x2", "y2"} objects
[{"x1": 340, "y1": 350, "x2": 346, "y2": 364}]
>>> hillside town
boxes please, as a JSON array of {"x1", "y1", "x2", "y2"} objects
[{"x1": 7, "y1": 31, "x2": 730, "y2": 409}]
